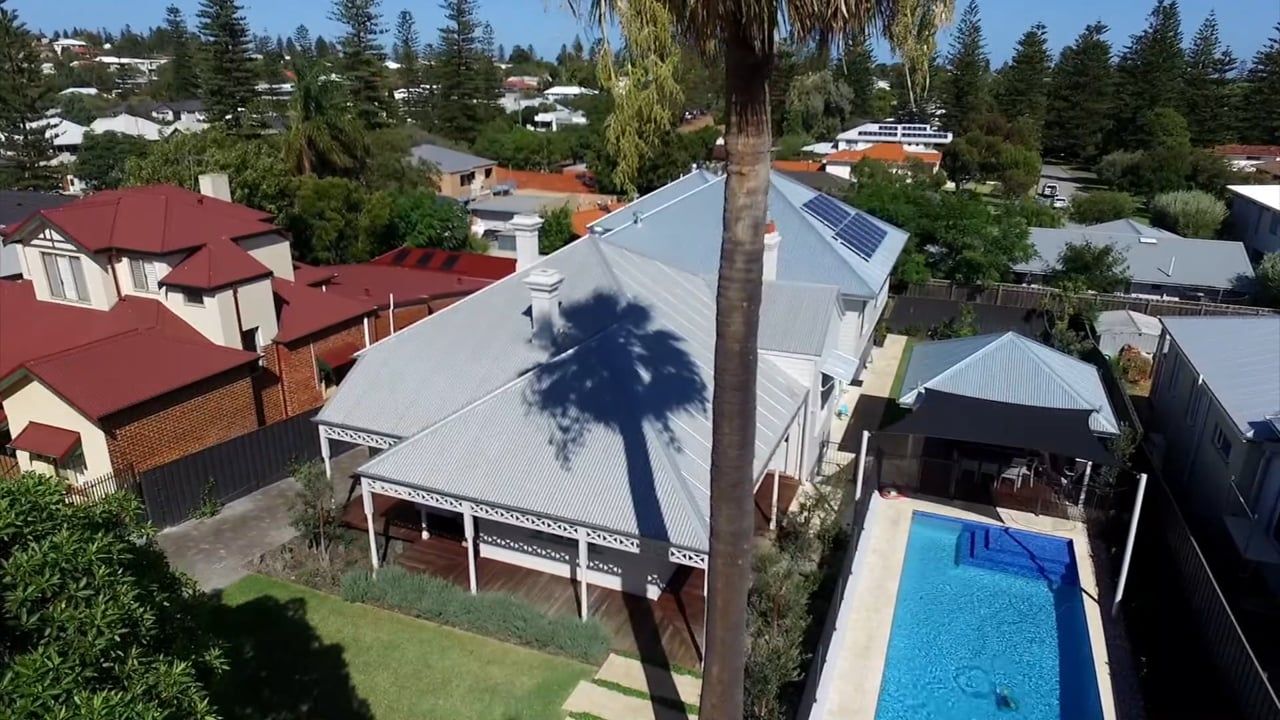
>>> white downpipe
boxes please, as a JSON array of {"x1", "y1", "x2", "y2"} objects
[
  {"x1": 361, "y1": 476, "x2": 379, "y2": 576},
  {"x1": 770, "y1": 468, "x2": 781, "y2": 531},
  {"x1": 389, "y1": 293, "x2": 397, "y2": 335},
  {"x1": 319, "y1": 430, "x2": 331, "y2": 481},
  {"x1": 856, "y1": 430, "x2": 870, "y2": 502},
  {"x1": 1112, "y1": 472, "x2": 1149, "y2": 617}
]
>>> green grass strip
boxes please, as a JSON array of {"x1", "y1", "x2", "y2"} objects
[
  {"x1": 613, "y1": 649, "x2": 703, "y2": 678},
  {"x1": 589, "y1": 678, "x2": 700, "y2": 715}
]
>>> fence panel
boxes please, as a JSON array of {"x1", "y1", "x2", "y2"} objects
[
  {"x1": 1147, "y1": 479, "x2": 1280, "y2": 720},
  {"x1": 138, "y1": 410, "x2": 323, "y2": 528},
  {"x1": 903, "y1": 280, "x2": 1274, "y2": 318}
]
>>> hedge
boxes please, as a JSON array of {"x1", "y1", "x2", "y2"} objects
[{"x1": 341, "y1": 567, "x2": 610, "y2": 664}]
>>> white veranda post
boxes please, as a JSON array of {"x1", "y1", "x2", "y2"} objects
[
  {"x1": 319, "y1": 430, "x2": 332, "y2": 480},
  {"x1": 463, "y1": 509, "x2": 477, "y2": 594},
  {"x1": 578, "y1": 535, "x2": 589, "y2": 620},
  {"x1": 769, "y1": 468, "x2": 781, "y2": 531},
  {"x1": 361, "y1": 477, "x2": 379, "y2": 575}
]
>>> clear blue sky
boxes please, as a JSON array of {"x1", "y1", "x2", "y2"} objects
[{"x1": 13, "y1": 0, "x2": 1279, "y2": 65}]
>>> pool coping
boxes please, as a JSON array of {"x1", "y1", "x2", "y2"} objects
[{"x1": 810, "y1": 494, "x2": 1118, "y2": 720}]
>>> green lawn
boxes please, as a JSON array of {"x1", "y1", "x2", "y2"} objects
[
  {"x1": 879, "y1": 337, "x2": 917, "y2": 429},
  {"x1": 212, "y1": 574, "x2": 593, "y2": 720}
]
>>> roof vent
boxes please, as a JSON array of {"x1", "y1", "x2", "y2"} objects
[
  {"x1": 632, "y1": 211, "x2": 643, "y2": 228},
  {"x1": 1138, "y1": 236, "x2": 1158, "y2": 245},
  {"x1": 589, "y1": 225, "x2": 606, "y2": 237}
]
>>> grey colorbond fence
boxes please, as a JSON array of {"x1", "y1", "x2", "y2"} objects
[{"x1": 902, "y1": 280, "x2": 1274, "y2": 317}]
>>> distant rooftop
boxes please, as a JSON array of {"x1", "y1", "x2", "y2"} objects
[
  {"x1": 408, "y1": 144, "x2": 496, "y2": 174},
  {"x1": 1162, "y1": 316, "x2": 1280, "y2": 440}
]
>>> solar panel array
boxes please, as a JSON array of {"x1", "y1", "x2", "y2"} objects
[{"x1": 800, "y1": 195, "x2": 887, "y2": 261}]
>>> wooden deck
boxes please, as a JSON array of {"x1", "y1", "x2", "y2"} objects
[{"x1": 341, "y1": 472, "x2": 800, "y2": 669}]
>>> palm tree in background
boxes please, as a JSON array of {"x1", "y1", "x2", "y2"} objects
[
  {"x1": 282, "y1": 60, "x2": 368, "y2": 176},
  {"x1": 573, "y1": 1, "x2": 892, "y2": 716}
]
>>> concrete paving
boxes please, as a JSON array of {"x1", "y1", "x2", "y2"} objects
[
  {"x1": 158, "y1": 446, "x2": 370, "y2": 591},
  {"x1": 830, "y1": 334, "x2": 907, "y2": 456},
  {"x1": 563, "y1": 679, "x2": 698, "y2": 720},
  {"x1": 157, "y1": 478, "x2": 302, "y2": 591},
  {"x1": 596, "y1": 654, "x2": 702, "y2": 707}
]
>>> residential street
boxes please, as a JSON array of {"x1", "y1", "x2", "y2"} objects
[{"x1": 1039, "y1": 162, "x2": 1096, "y2": 202}]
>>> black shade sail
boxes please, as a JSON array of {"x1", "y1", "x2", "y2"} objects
[{"x1": 882, "y1": 390, "x2": 1118, "y2": 465}]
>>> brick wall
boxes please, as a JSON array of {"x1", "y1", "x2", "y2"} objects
[
  {"x1": 275, "y1": 319, "x2": 366, "y2": 415},
  {"x1": 370, "y1": 304, "x2": 430, "y2": 342},
  {"x1": 104, "y1": 368, "x2": 259, "y2": 472},
  {"x1": 255, "y1": 347, "x2": 287, "y2": 425}
]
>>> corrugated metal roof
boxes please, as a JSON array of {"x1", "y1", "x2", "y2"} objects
[
  {"x1": 1016, "y1": 227, "x2": 1254, "y2": 290},
  {"x1": 408, "y1": 144, "x2": 496, "y2": 173},
  {"x1": 755, "y1": 281, "x2": 841, "y2": 356},
  {"x1": 343, "y1": 238, "x2": 808, "y2": 551},
  {"x1": 597, "y1": 170, "x2": 908, "y2": 299},
  {"x1": 1162, "y1": 316, "x2": 1280, "y2": 440},
  {"x1": 1096, "y1": 310, "x2": 1161, "y2": 336},
  {"x1": 899, "y1": 332, "x2": 1120, "y2": 436},
  {"x1": 1085, "y1": 219, "x2": 1181, "y2": 237}
]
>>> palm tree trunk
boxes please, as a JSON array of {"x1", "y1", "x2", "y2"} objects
[{"x1": 702, "y1": 27, "x2": 773, "y2": 720}]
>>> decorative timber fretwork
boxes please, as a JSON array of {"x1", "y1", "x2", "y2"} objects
[
  {"x1": 668, "y1": 547, "x2": 707, "y2": 568},
  {"x1": 319, "y1": 424, "x2": 397, "y2": 449}
]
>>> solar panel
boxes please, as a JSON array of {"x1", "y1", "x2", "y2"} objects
[
  {"x1": 414, "y1": 251, "x2": 436, "y2": 268},
  {"x1": 800, "y1": 195, "x2": 851, "y2": 231},
  {"x1": 439, "y1": 254, "x2": 461, "y2": 271},
  {"x1": 391, "y1": 248, "x2": 410, "y2": 265}
]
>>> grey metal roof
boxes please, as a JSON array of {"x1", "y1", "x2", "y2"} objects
[
  {"x1": 325, "y1": 237, "x2": 809, "y2": 551},
  {"x1": 1016, "y1": 227, "x2": 1254, "y2": 290},
  {"x1": 1085, "y1": 219, "x2": 1181, "y2": 238},
  {"x1": 470, "y1": 194, "x2": 570, "y2": 215},
  {"x1": 898, "y1": 332, "x2": 1120, "y2": 436},
  {"x1": 408, "y1": 143, "x2": 496, "y2": 173},
  {"x1": 0, "y1": 244, "x2": 20, "y2": 278},
  {"x1": 756, "y1": 281, "x2": 842, "y2": 356},
  {"x1": 597, "y1": 170, "x2": 908, "y2": 299},
  {"x1": 0, "y1": 190, "x2": 73, "y2": 226},
  {"x1": 1096, "y1": 310, "x2": 1161, "y2": 337},
  {"x1": 1161, "y1": 316, "x2": 1280, "y2": 440}
]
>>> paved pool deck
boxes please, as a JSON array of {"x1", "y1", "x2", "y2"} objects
[{"x1": 811, "y1": 494, "x2": 1118, "y2": 720}]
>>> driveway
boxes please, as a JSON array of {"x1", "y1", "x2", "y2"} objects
[
  {"x1": 1038, "y1": 163, "x2": 1094, "y2": 201},
  {"x1": 158, "y1": 447, "x2": 369, "y2": 591}
]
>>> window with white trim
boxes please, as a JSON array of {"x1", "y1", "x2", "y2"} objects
[
  {"x1": 41, "y1": 252, "x2": 88, "y2": 302},
  {"x1": 182, "y1": 289, "x2": 204, "y2": 306},
  {"x1": 1212, "y1": 424, "x2": 1233, "y2": 461},
  {"x1": 128, "y1": 258, "x2": 160, "y2": 293}
]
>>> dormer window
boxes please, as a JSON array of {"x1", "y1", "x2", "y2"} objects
[
  {"x1": 129, "y1": 258, "x2": 160, "y2": 293},
  {"x1": 41, "y1": 252, "x2": 88, "y2": 303}
]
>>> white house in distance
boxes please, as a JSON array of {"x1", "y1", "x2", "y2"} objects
[
  {"x1": 1227, "y1": 184, "x2": 1280, "y2": 260},
  {"x1": 532, "y1": 106, "x2": 588, "y2": 132},
  {"x1": 542, "y1": 85, "x2": 599, "y2": 102},
  {"x1": 315, "y1": 170, "x2": 906, "y2": 647},
  {"x1": 90, "y1": 114, "x2": 164, "y2": 141},
  {"x1": 804, "y1": 120, "x2": 953, "y2": 157}
]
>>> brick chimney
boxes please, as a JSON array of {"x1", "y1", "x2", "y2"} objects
[
  {"x1": 523, "y1": 267, "x2": 564, "y2": 348},
  {"x1": 510, "y1": 213, "x2": 544, "y2": 271}
]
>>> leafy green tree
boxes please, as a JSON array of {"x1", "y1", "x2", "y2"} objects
[
  {"x1": 392, "y1": 10, "x2": 422, "y2": 88},
  {"x1": 330, "y1": 0, "x2": 395, "y2": 128},
  {"x1": 1044, "y1": 22, "x2": 1114, "y2": 161},
  {"x1": 74, "y1": 131, "x2": 149, "y2": 189},
  {"x1": 995, "y1": 144, "x2": 1042, "y2": 197},
  {"x1": 1050, "y1": 242, "x2": 1130, "y2": 292},
  {"x1": 283, "y1": 61, "x2": 368, "y2": 176},
  {"x1": 292, "y1": 23, "x2": 314, "y2": 61},
  {"x1": 52, "y1": 91, "x2": 105, "y2": 126},
  {"x1": 995, "y1": 21, "x2": 1051, "y2": 145},
  {"x1": 1112, "y1": 0, "x2": 1185, "y2": 149},
  {"x1": 1240, "y1": 23, "x2": 1280, "y2": 145},
  {"x1": 1094, "y1": 150, "x2": 1143, "y2": 189},
  {"x1": 885, "y1": 0, "x2": 955, "y2": 118},
  {"x1": 538, "y1": 204, "x2": 576, "y2": 254},
  {"x1": 387, "y1": 187, "x2": 471, "y2": 251},
  {"x1": 160, "y1": 5, "x2": 198, "y2": 100},
  {"x1": 1150, "y1": 189, "x2": 1227, "y2": 237},
  {"x1": 836, "y1": 33, "x2": 877, "y2": 120},
  {"x1": 424, "y1": 0, "x2": 500, "y2": 143},
  {"x1": 783, "y1": 69, "x2": 855, "y2": 139},
  {"x1": 1005, "y1": 197, "x2": 1063, "y2": 229},
  {"x1": 314, "y1": 35, "x2": 332, "y2": 58},
  {"x1": 124, "y1": 129, "x2": 297, "y2": 216},
  {"x1": 941, "y1": 0, "x2": 990, "y2": 137},
  {"x1": 288, "y1": 460, "x2": 340, "y2": 566},
  {"x1": 0, "y1": 0, "x2": 57, "y2": 190},
  {"x1": 1255, "y1": 252, "x2": 1280, "y2": 308},
  {"x1": 196, "y1": 0, "x2": 257, "y2": 128},
  {"x1": 1135, "y1": 107, "x2": 1194, "y2": 195},
  {"x1": 1183, "y1": 11, "x2": 1237, "y2": 147},
  {"x1": 285, "y1": 176, "x2": 369, "y2": 263},
  {"x1": 929, "y1": 303, "x2": 979, "y2": 339},
  {"x1": 929, "y1": 193, "x2": 1035, "y2": 284},
  {"x1": 0, "y1": 473, "x2": 225, "y2": 719},
  {"x1": 1070, "y1": 191, "x2": 1138, "y2": 224}
]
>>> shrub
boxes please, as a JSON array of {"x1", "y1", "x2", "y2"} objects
[
  {"x1": 1117, "y1": 346, "x2": 1153, "y2": 384},
  {"x1": 1094, "y1": 150, "x2": 1143, "y2": 189},
  {"x1": 1069, "y1": 191, "x2": 1138, "y2": 225},
  {"x1": 1256, "y1": 252, "x2": 1280, "y2": 308},
  {"x1": 1150, "y1": 190, "x2": 1227, "y2": 238},
  {"x1": 341, "y1": 567, "x2": 610, "y2": 664}
]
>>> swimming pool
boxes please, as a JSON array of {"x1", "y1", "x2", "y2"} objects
[{"x1": 874, "y1": 511, "x2": 1104, "y2": 720}]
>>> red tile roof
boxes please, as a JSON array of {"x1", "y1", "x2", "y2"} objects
[
  {"x1": 12, "y1": 185, "x2": 277, "y2": 254},
  {"x1": 494, "y1": 167, "x2": 598, "y2": 194},
  {"x1": 0, "y1": 280, "x2": 259, "y2": 419},
  {"x1": 772, "y1": 160, "x2": 825, "y2": 173},
  {"x1": 1213, "y1": 144, "x2": 1280, "y2": 158},
  {"x1": 25, "y1": 330, "x2": 260, "y2": 419},
  {"x1": 318, "y1": 340, "x2": 362, "y2": 368},
  {"x1": 571, "y1": 202, "x2": 626, "y2": 237},
  {"x1": 367, "y1": 248, "x2": 515, "y2": 281},
  {"x1": 160, "y1": 237, "x2": 273, "y2": 290},
  {"x1": 8, "y1": 422, "x2": 81, "y2": 461},
  {"x1": 293, "y1": 262, "x2": 494, "y2": 311},
  {"x1": 826, "y1": 144, "x2": 941, "y2": 165},
  {"x1": 272, "y1": 277, "x2": 374, "y2": 344}
]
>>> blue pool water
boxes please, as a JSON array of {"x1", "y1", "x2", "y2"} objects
[{"x1": 874, "y1": 512, "x2": 1104, "y2": 720}]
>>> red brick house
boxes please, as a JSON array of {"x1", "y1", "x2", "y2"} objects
[{"x1": 0, "y1": 179, "x2": 377, "y2": 482}]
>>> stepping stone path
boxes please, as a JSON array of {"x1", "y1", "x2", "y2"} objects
[{"x1": 563, "y1": 653, "x2": 701, "y2": 720}]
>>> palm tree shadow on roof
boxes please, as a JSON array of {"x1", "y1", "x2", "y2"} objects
[{"x1": 522, "y1": 290, "x2": 707, "y2": 712}]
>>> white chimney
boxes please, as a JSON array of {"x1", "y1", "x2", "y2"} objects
[
  {"x1": 523, "y1": 267, "x2": 564, "y2": 347},
  {"x1": 763, "y1": 220, "x2": 781, "y2": 281},
  {"x1": 198, "y1": 173, "x2": 231, "y2": 202},
  {"x1": 510, "y1": 213, "x2": 544, "y2": 271}
]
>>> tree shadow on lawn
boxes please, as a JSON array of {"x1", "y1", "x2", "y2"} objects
[{"x1": 207, "y1": 594, "x2": 374, "y2": 720}]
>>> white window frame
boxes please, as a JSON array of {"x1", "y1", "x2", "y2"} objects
[
  {"x1": 129, "y1": 257, "x2": 160, "y2": 294},
  {"x1": 181, "y1": 289, "x2": 204, "y2": 306},
  {"x1": 41, "y1": 252, "x2": 88, "y2": 303}
]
